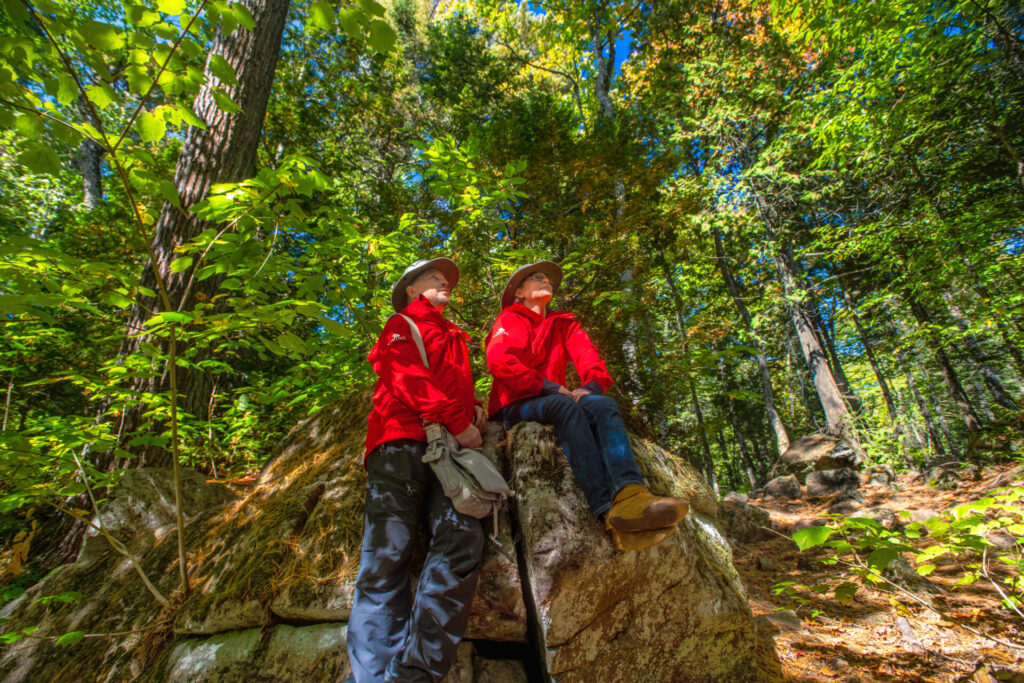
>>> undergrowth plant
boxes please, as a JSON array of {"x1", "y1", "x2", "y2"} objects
[{"x1": 780, "y1": 486, "x2": 1024, "y2": 646}]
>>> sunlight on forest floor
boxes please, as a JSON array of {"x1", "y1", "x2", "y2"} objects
[{"x1": 738, "y1": 464, "x2": 1024, "y2": 682}]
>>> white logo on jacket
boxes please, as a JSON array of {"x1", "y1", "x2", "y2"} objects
[
  {"x1": 389, "y1": 333, "x2": 407, "y2": 344},
  {"x1": 494, "y1": 327, "x2": 508, "y2": 337}
]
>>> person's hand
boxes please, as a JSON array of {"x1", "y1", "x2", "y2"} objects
[
  {"x1": 454, "y1": 423, "x2": 483, "y2": 448},
  {"x1": 473, "y1": 404, "x2": 488, "y2": 432},
  {"x1": 571, "y1": 388, "x2": 592, "y2": 402},
  {"x1": 556, "y1": 384, "x2": 573, "y2": 398}
]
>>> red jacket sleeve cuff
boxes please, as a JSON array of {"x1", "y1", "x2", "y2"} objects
[{"x1": 445, "y1": 413, "x2": 473, "y2": 436}]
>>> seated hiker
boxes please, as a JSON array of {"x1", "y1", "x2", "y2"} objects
[
  {"x1": 346, "y1": 257, "x2": 487, "y2": 683},
  {"x1": 485, "y1": 260, "x2": 689, "y2": 551}
]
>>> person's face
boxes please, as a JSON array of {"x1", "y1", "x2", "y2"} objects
[
  {"x1": 514, "y1": 271, "x2": 553, "y2": 306},
  {"x1": 406, "y1": 268, "x2": 451, "y2": 309}
]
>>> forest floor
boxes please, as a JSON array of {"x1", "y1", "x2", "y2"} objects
[{"x1": 736, "y1": 462, "x2": 1024, "y2": 683}]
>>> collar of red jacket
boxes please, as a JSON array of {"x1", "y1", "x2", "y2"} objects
[
  {"x1": 403, "y1": 295, "x2": 470, "y2": 340},
  {"x1": 505, "y1": 301, "x2": 574, "y2": 323}
]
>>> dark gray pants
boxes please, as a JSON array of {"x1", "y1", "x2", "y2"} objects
[{"x1": 346, "y1": 439, "x2": 485, "y2": 682}]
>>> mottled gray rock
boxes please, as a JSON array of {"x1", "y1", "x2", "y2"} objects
[
  {"x1": 850, "y1": 507, "x2": 899, "y2": 529},
  {"x1": 158, "y1": 623, "x2": 350, "y2": 681},
  {"x1": 718, "y1": 500, "x2": 773, "y2": 543},
  {"x1": 910, "y1": 508, "x2": 941, "y2": 523},
  {"x1": 507, "y1": 422, "x2": 755, "y2": 682},
  {"x1": 754, "y1": 609, "x2": 804, "y2": 634},
  {"x1": 866, "y1": 464, "x2": 896, "y2": 486},
  {"x1": 0, "y1": 397, "x2": 759, "y2": 683},
  {"x1": 772, "y1": 434, "x2": 862, "y2": 480},
  {"x1": 806, "y1": 468, "x2": 861, "y2": 497},
  {"x1": 722, "y1": 491, "x2": 748, "y2": 503},
  {"x1": 828, "y1": 498, "x2": 864, "y2": 515},
  {"x1": 763, "y1": 475, "x2": 802, "y2": 500}
]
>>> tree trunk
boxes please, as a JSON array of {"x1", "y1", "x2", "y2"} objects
[
  {"x1": 811, "y1": 304, "x2": 862, "y2": 414},
  {"x1": 943, "y1": 292, "x2": 1018, "y2": 410},
  {"x1": 906, "y1": 295, "x2": 983, "y2": 439},
  {"x1": 843, "y1": 290, "x2": 898, "y2": 422},
  {"x1": 120, "y1": 0, "x2": 291, "y2": 467},
  {"x1": 715, "y1": 430, "x2": 740, "y2": 492},
  {"x1": 76, "y1": 96, "x2": 104, "y2": 209},
  {"x1": 689, "y1": 381, "x2": 719, "y2": 498},
  {"x1": 718, "y1": 359, "x2": 758, "y2": 490},
  {"x1": 899, "y1": 354, "x2": 948, "y2": 461},
  {"x1": 774, "y1": 244, "x2": 851, "y2": 437},
  {"x1": 712, "y1": 227, "x2": 790, "y2": 455}
]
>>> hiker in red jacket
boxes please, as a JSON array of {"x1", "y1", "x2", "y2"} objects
[
  {"x1": 347, "y1": 258, "x2": 486, "y2": 683},
  {"x1": 486, "y1": 260, "x2": 689, "y2": 551}
]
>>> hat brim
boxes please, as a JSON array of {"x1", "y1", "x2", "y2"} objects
[
  {"x1": 392, "y1": 257, "x2": 461, "y2": 311},
  {"x1": 500, "y1": 261, "x2": 563, "y2": 309}
]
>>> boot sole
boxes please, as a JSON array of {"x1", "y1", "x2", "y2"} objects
[
  {"x1": 609, "y1": 525, "x2": 677, "y2": 551},
  {"x1": 607, "y1": 500, "x2": 689, "y2": 534}
]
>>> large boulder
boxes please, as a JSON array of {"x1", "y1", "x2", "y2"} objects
[
  {"x1": 0, "y1": 396, "x2": 760, "y2": 682},
  {"x1": 772, "y1": 434, "x2": 862, "y2": 481},
  {"x1": 507, "y1": 422, "x2": 756, "y2": 681}
]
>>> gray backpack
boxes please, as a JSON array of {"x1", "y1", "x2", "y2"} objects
[{"x1": 396, "y1": 315, "x2": 513, "y2": 532}]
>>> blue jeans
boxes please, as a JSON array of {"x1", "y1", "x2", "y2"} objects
[
  {"x1": 346, "y1": 439, "x2": 485, "y2": 682},
  {"x1": 500, "y1": 393, "x2": 645, "y2": 517}
]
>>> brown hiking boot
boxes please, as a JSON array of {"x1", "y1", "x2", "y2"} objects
[
  {"x1": 606, "y1": 484, "x2": 689, "y2": 534},
  {"x1": 607, "y1": 524, "x2": 676, "y2": 551}
]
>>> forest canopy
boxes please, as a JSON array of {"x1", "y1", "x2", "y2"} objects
[{"x1": 0, "y1": 0, "x2": 1022, "y2": 589}]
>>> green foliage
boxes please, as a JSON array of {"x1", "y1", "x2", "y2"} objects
[{"x1": 790, "y1": 487, "x2": 1024, "y2": 617}]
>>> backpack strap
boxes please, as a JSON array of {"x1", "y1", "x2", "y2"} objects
[{"x1": 397, "y1": 314, "x2": 429, "y2": 368}]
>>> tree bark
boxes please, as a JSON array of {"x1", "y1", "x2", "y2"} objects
[
  {"x1": 843, "y1": 289, "x2": 898, "y2": 422},
  {"x1": 899, "y1": 353, "x2": 948, "y2": 461},
  {"x1": 774, "y1": 243, "x2": 851, "y2": 437},
  {"x1": 689, "y1": 380, "x2": 719, "y2": 498},
  {"x1": 76, "y1": 96, "x2": 104, "y2": 209},
  {"x1": 906, "y1": 294, "x2": 983, "y2": 439},
  {"x1": 712, "y1": 227, "x2": 790, "y2": 455},
  {"x1": 120, "y1": 0, "x2": 291, "y2": 467},
  {"x1": 718, "y1": 359, "x2": 758, "y2": 490},
  {"x1": 943, "y1": 292, "x2": 1018, "y2": 410}
]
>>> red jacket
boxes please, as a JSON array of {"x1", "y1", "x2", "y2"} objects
[
  {"x1": 485, "y1": 302, "x2": 613, "y2": 417},
  {"x1": 365, "y1": 296, "x2": 478, "y2": 458}
]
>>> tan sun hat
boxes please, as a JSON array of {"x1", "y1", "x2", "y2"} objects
[
  {"x1": 500, "y1": 261, "x2": 563, "y2": 309},
  {"x1": 391, "y1": 257, "x2": 460, "y2": 312}
]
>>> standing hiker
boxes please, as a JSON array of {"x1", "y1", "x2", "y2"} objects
[
  {"x1": 346, "y1": 257, "x2": 487, "y2": 682},
  {"x1": 485, "y1": 260, "x2": 689, "y2": 551}
]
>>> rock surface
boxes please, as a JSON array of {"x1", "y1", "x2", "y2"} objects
[
  {"x1": 718, "y1": 500, "x2": 773, "y2": 543},
  {"x1": 763, "y1": 474, "x2": 802, "y2": 500},
  {"x1": 507, "y1": 422, "x2": 756, "y2": 682},
  {"x1": 772, "y1": 434, "x2": 862, "y2": 480},
  {"x1": 806, "y1": 467, "x2": 862, "y2": 497},
  {"x1": 0, "y1": 396, "x2": 759, "y2": 682}
]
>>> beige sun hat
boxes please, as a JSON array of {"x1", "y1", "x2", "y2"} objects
[
  {"x1": 500, "y1": 260, "x2": 563, "y2": 309},
  {"x1": 391, "y1": 257, "x2": 460, "y2": 312}
]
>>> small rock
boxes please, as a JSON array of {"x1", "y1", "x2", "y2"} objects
[
  {"x1": 797, "y1": 556, "x2": 817, "y2": 571},
  {"x1": 910, "y1": 508, "x2": 941, "y2": 523},
  {"x1": 850, "y1": 507, "x2": 899, "y2": 529},
  {"x1": 754, "y1": 609, "x2": 803, "y2": 633},
  {"x1": 757, "y1": 556, "x2": 776, "y2": 572},
  {"x1": 722, "y1": 491, "x2": 748, "y2": 503},
  {"x1": 828, "y1": 499, "x2": 864, "y2": 515},
  {"x1": 764, "y1": 475, "x2": 802, "y2": 500},
  {"x1": 806, "y1": 467, "x2": 861, "y2": 497},
  {"x1": 718, "y1": 500, "x2": 773, "y2": 543},
  {"x1": 986, "y1": 531, "x2": 1017, "y2": 550},
  {"x1": 793, "y1": 517, "x2": 832, "y2": 531},
  {"x1": 866, "y1": 464, "x2": 896, "y2": 486}
]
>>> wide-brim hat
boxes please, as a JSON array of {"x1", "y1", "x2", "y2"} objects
[
  {"x1": 500, "y1": 260, "x2": 563, "y2": 309},
  {"x1": 391, "y1": 257, "x2": 460, "y2": 312}
]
